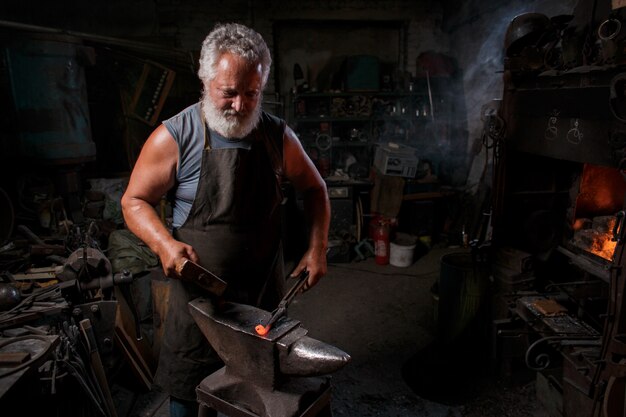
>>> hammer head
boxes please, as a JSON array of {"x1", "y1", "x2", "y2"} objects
[
  {"x1": 176, "y1": 259, "x2": 227, "y2": 296},
  {"x1": 188, "y1": 298, "x2": 350, "y2": 388}
]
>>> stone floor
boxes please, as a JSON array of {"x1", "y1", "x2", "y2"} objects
[{"x1": 122, "y1": 246, "x2": 549, "y2": 417}]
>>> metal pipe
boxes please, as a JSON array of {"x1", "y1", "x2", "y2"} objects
[
  {"x1": 0, "y1": 19, "x2": 195, "y2": 71},
  {"x1": 425, "y1": 69, "x2": 435, "y2": 122}
]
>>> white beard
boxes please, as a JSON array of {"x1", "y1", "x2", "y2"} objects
[{"x1": 201, "y1": 92, "x2": 262, "y2": 139}]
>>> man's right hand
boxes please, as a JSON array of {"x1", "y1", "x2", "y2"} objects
[{"x1": 157, "y1": 239, "x2": 199, "y2": 278}]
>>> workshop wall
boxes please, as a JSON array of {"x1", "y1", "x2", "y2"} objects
[
  {"x1": 0, "y1": 0, "x2": 528, "y2": 183},
  {"x1": 0, "y1": 0, "x2": 158, "y2": 38},
  {"x1": 249, "y1": 1, "x2": 447, "y2": 97},
  {"x1": 0, "y1": 0, "x2": 448, "y2": 103}
]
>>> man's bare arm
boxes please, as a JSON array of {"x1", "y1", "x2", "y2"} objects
[
  {"x1": 283, "y1": 126, "x2": 330, "y2": 289},
  {"x1": 121, "y1": 124, "x2": 198, "y2": 276}
]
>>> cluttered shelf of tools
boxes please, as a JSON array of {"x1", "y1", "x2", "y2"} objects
[
  {"x1": 291, "y1": 89, "x2": 442, "y2": 181},
  {"x1": 292, "y1": 91, "x2": 435, "y2": 127}
]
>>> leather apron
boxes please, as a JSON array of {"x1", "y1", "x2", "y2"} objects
[{"x1": 153, "y1": 109, "x2": 285, "y2": 400}]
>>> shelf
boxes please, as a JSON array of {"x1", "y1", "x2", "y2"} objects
[
  {"x1": 509, "y1": 190, "x2": 571, "y2": 195},
  {"x1": 375, "y1": 115, "x2": 423, "y2": 122},
  {"x1": 303, "y1": 140, "x2": 370, "y2": 147},
  {"x1": 295, "y1": 116, "x2": 371, "y2": 122},
  {"x1": 296, "y1": 118, "x2": 422, "y2": 124},
  {"x1": 331, "y1": 141, "x2": 370, "y2": 147},
  {"x1": 292, "y1": 91, "x2": 434, "y2": 179},
  {"x1": 294, "y1": 91, "x2": 427, "y2": 98},
  {"x1": 556, "y1": 245, "x2": 611, "y2": 282}
]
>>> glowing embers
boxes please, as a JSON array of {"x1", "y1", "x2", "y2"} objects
[
  {"x1": 569, "y1": 164, "x2": 626, "y2": 261},
  {"x1": 571, "y1": 215, "x2": 617, "y2": 261}
]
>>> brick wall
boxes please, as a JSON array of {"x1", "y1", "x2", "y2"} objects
[{"x1": 1, "y1": 0, "x2": 591, "y2": 182}]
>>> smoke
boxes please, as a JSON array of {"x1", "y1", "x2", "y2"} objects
[{"x1": 446, "y1": 0, "x2": 578, "y2": 187}]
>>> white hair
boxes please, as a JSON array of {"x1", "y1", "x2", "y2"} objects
[{"x1": 198, "y1": 22, "x2": 271, "y2": 87}]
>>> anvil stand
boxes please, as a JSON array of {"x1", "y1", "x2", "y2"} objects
[{"x1": 196, "y1": 368, "x2": 333, "y2": 417}]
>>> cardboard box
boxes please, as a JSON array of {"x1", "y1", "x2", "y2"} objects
[{"x1": 373, "y1": 143, "x2": 419, "y2": 178}]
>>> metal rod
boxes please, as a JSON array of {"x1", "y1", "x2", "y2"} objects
[
  {"x1": 425, "y1": 69, "x2": 435, "y2": 122},
  {"x1": 80, "y1": 319, "x2": 118, "y2": 417}
]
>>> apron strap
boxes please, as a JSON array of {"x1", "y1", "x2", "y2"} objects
[{"x1": 199, "y1": 105, "x2": 212, "y2": 150}]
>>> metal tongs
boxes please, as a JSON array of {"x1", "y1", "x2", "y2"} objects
[{"x1": 255, "y1": 269, "x2": 310, "y2": 336}]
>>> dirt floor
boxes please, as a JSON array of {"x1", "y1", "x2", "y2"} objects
[
  {"x1": 127, "y1": 246, "x2": 551, "y2": 416},
  {"x1": 288, "y1": 246, "x2": 550, "y2": 417}
]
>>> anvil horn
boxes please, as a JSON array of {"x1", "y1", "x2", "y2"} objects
[
  {"x1": 275, "y1": 326, "x2": 351, "y2": 376},
  {"x1": 188, "y1": 298, "x2": 350, "y2": 388}
]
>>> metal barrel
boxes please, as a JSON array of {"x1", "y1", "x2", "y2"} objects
[{"x1": 436, "y1": 252, "x2": 490, "y2": 345}]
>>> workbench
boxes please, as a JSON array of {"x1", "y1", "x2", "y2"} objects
[{"x1": 0, "y1": 334, "x2": 59, "y2": 398}]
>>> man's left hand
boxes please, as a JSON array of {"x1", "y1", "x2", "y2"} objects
[{"x1": 290, "y1": 246, "x2": 328, "y2": 291}]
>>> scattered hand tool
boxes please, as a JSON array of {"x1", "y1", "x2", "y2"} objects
[
  {"x1": 255, "y1": 269, "x2": 310, "y2": 336},
  {"x1": 80, "y1": 318, "x2": 118, "y2": 417},
  {"x1": 175, "y1": 259, "x2": 228, "y2": 297}
]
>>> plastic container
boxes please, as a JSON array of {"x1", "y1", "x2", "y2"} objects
[{"x1": 389, "y1": 233, "x2": 417, "y2": 267}]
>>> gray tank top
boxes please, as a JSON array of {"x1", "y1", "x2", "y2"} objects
[{"x1": 163, "y1": 102, "x2": 253, "y2": 227}]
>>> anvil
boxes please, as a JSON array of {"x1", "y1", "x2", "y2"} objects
[{"x1": 189, "y1": 298, "x2": 351, "y2": 416}]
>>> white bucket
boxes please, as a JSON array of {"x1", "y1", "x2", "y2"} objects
[{"x1": 390, "y1": 234, "x2": 417, "y2": 267}]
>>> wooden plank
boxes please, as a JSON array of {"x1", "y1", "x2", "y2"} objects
[
  {"x1": 114, "y1": 325, "x2": 152, "y2": 390},
  {"x1": 25, "y1": 266, "x2": 63, "y2": 274},
  {"x1": 0, "y1": 351, "x2": 30, "y2": 366},
  {"x1": 150, "y1": 279, "x2": 170, "y2": 360},
  {"x1": 12, "y1": 272, "x2": 58, "y2": 281},
  {"x1": 114, "y1": 286, "x2": 157, "y2": 391}
]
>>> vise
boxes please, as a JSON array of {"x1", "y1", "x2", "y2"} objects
[{"x1": 189, "y1": 298, "x2": 351, "y2": 417}]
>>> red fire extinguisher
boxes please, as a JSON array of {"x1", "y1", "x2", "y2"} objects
[{"x1": 373, "y1": 219, "x2": 390, "y2": 265}]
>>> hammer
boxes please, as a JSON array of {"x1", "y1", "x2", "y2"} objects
[{"x1": 175, "y1": 258, "x2": 228, "y2": 297}]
